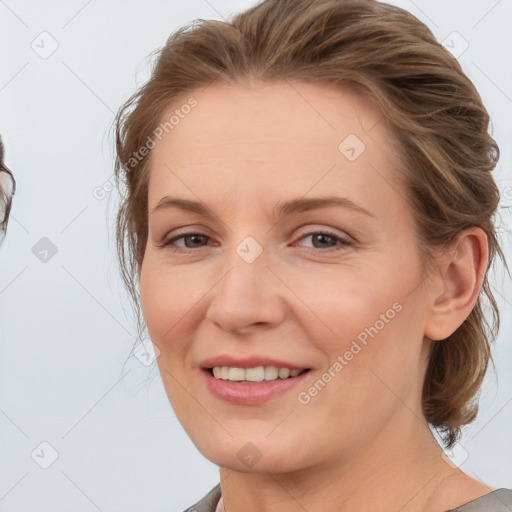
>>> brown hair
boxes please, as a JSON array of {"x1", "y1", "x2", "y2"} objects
[
  {"x1": 0, "y1": 137, "x2": 15, "y2": 237},
  {"x1": 113, "y1": 0, "x2": 508, "y2": 447}
]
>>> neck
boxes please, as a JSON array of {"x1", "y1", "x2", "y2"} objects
[{"x1": 218, "y1": 416, "x2": 459, "y2": 512}]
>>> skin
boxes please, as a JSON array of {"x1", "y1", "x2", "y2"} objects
[{"x1": 139, "y1": 80, "x2": 491, "y2": 512}]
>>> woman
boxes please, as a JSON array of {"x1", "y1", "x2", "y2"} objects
[
  {"x1": 113, "y1": 0, "x2": 511, "y2": 510},
  {"x1": 0, "y1": 137, "x2": 15, "y2": 243}
]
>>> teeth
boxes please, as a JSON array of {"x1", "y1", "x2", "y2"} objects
[
  {"x1": 278, "y1": 368, "x2": 290, "y2": 379},
  {"x1": 265, "y1": 366, "x2": 279, "y2": 380},
  {"x1": 210, "y1": 366, "x2": 306, "y2": 382},
  {"x1": 245, "y1": 367, "x2": 265, "y2": 381},
  {"x1": 230, "y1": 367, "x2": 245, "y2": 381}
]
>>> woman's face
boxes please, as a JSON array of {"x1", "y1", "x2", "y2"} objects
[{"x1": 140, "y1": 80, "x2": 439, "y2": 472}]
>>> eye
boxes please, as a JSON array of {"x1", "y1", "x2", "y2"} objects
[
  {"x1": 293, "y1": 230, "x2": 353, "y2": 252},
  {"x1": 159, "y1": 229, "x2": 353, "y2": 253},
  {"x1": 160, "y1": 232, "x2": 212, "y2": 251}
]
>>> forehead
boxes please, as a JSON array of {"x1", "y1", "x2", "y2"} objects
[
  {"x1": 147, "y1": 80, "x2": 400, "y2": 210},
  {"x1": 157, "y1": 80, "x2": 389, "y2": 156}
]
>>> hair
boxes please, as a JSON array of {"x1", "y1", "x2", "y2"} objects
[
  {"x1": 113, "y1": 0, "x2": 508, "y2": 448},
  {"x1": 0, "y1": 137, "x2": 15, "y2": 238}
]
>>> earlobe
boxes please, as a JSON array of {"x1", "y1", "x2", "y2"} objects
[{"x1": 424, "y1": 227, "x2": 489, "y2": 342}]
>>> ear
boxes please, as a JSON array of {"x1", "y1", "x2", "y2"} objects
[{"x1": 424, "y1": 227, "x2": 489, "y2": 341}]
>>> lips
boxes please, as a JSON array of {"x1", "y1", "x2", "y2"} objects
[
  {"x1": 199, "y1": 354, "x2": 312, "y2": 405},
  {"x1": 200, "y1": 355, "x2": 310, "y2": 371}
]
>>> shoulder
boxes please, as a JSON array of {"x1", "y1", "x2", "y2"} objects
[
  {"x1": 448, "y1": 489, "x2": 512, "y2": 511},
  {"x1": 425, "y1": 470, "x2": 509, "y2": 512},
  {"x1": 180, "y1": 484, "x2": 221, "y2": 512},
  {"x1": 177, "y1": 484, "x2": 512, "y2": 511}
]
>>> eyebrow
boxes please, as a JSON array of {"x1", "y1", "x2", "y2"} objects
[{"x1": 150, "y1": 195, "x2": 376, "y2": 219}]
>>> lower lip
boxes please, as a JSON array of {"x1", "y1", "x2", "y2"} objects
[{"x1": 201, "y1": 369, "x2": 311, "y2": 405}]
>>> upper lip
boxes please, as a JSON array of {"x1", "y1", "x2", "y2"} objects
[{"x1": 200, "y1": 355, "x2": 310, "y2": 370}]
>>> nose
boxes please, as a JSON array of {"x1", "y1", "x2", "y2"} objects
[{"x1": 205, "y1": 243, "x2": 285, "y2": 334}]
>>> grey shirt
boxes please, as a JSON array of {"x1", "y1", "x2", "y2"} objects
[{"x1": 183, "y1": 485, "x2": 512, "y2": 512}]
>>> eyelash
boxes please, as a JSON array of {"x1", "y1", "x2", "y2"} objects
[{"x1": 159, "y1": 229, "x2": 354, "y2": 253}]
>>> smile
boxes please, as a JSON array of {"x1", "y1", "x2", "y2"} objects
[
  {"x1": 202, "y1": 366, "x2": 312, "y2": 405},
  {"x1": 210, "y1": 366, "x2": 308, "y2": 382}
]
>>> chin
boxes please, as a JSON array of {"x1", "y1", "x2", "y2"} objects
[{"x1": 189, "y1": 431, "x2": 311, "y2": 474}]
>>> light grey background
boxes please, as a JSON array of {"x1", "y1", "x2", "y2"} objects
[{"x1": 0, "y1": 1, "x2": 510, "y2": 511}]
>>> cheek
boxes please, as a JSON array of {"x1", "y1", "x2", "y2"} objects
[
  {"x1": 139, "y1": 261, "x2": 199, "y2": 408},
  {"x1": 140, "y1": 262, "x2": 187, "y2": 375},
  {"x1": 139, "y1": 257, "x2": 213, "y2": 378},
  {"x1": 139, "y1": 258, "x2": 196, "y2": 339},
  {"x1": 139, "y1": 263, "x2": 167, "y2": 337},
  {"x1": 288, "y1": 265, "x2": 406, "y2": 350},
  {"x1": 299, "y1": 255, "x2": 426, "y2": 381}
]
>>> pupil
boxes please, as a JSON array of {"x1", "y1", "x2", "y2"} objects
[
  {"x1": 313, "y1": 234, "x2": 334, "y2": 248},
  {"x1": 187, "y1": 234, "x2": 205, "y2": 247}
]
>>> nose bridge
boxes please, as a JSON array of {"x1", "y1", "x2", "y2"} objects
[
  {"x1": 206, "y1": 233, "x2": 283, "y2": 331},
  {"x1": 225, "y1": 235, "x2": 267, "y2": 295}
]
